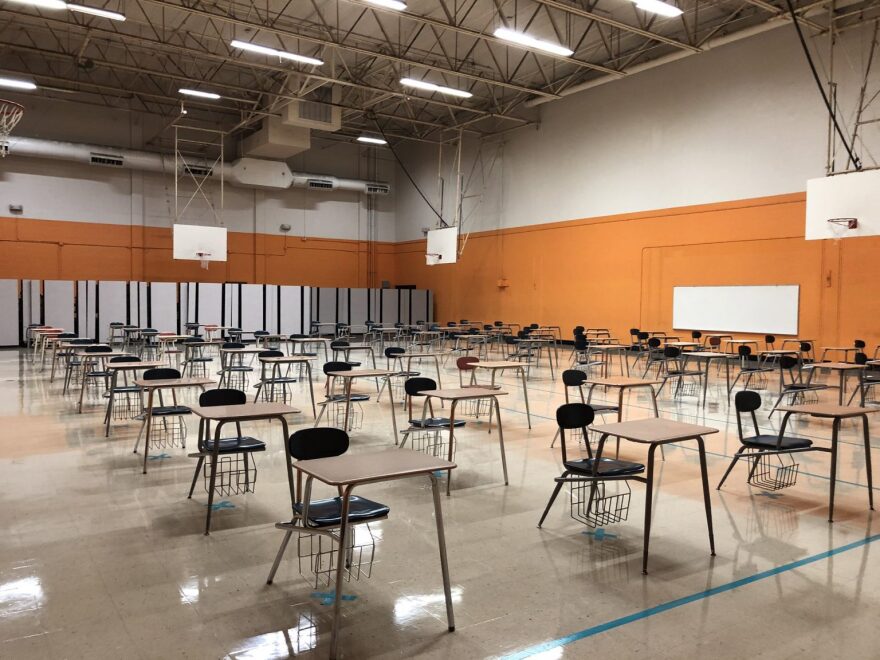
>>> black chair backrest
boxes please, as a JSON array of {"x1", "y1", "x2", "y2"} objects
[
  {"x1": 58, "y1": 332, "x2": 77, "y2": 339},
  {"x1": 70, "y1": 338, "x2": 95, "y2": 345},
  {"x1": 323, "y1": 361, "x2": 351, "y2": 375},
  {"x1": 855, "y1": 339, "x2": 866, "y2": 349},
  {"x1": 573, "y1": 326, "x2": 585, "y2": 335},
  {"x1": 637, "y1": 331, "x2": 649, "y2": 341},
  {"x1": 529, "y1": 323, "x2": 539, "y2": 329},
  {"x1": 556, "y1": 403, "x2": 594, "y2": 430},
  {"x1": 779, "y1": 355, "x2": 799, "y2": 370},
  {"x1": 200, "y1": 388, "x2": 246, "y2": 406},
  {"x1": 691, "y1": 331, "x2": 702, "y2": 340},
  {"x1": 735, "y1": 390, "x2": 761, "y2": 412},
  {"x1": 765, "y1": 334, "x2": 776, "y2": 343},
  {"x1": 800, "y1": 342, "x2": 812, "y2": 352},
  {"x1": 738, "y1": 345, "x2": 752, "y2": 357},
  {"x1": 85, "y1": 345, "x2": 113, "y2": 353},
  {"x1": 183, "y1": 336, "x2": 203, "y2": 344},
  {"x1": 110, "y1": 356, "x2": 140, "y2": 363},
  {"x1": 494, "y1": 321, "x2": 504, "y2": 327},
  {"x1": 223, "y1": 342, "x2": 245, "y2": 349},
  {"x1": 404, "y1": 377, "x2": 436, "y2": 396},
  {"x1": 562, "y1": 369, "x2": 587, "y2": 387},
  {"x1": 259, "y1": 350, "x2": 284, "y2": 358},
  {"x1": 648, "y1": 337, "x2": 662, "y2": 348},
  {"x1": 663, "y1": 346, "x2": 680, "y2": 358},
  {"x1": 573, "y1": 335, "x2": 588, "y2": 350},
  {"x1": 483, "y1": 324, "x2": 493, "y2": 331},
  {"x1": 855, "y1": 352, "x2": 868, "y2": 365},
  {"x1": 331, "y1": 340, "x2": 349, "y2": 349},
  {"x1": 447, "y1": 322, "x2": 456, "y2": 327},
  {"x1": 141, "y1": 328, "x2": 158, "y2": 334},
  {"x1": 385, "y1": 347, "x2": 405, "y2": 358},
  {"x1": 289, "y1": 427, "x2": 349, "y2": 461},
  {"x1": 254, "y1": 330, "x2": 269, "y2": 336},
  {"x1": 460, "y1": 319, "x2": 469, "y2": 325},
  {"x1": 503, "y1": 335, "x2": 517, "y2": 345},
  {"x1": 143, "y1": 367, "x2": 181, "y2": 380}
]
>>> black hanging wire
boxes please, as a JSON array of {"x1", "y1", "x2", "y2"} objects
[
  {"x1": 370, "y1": 116, "x2": 449, "y2": 227},
  {"x1": 784, "y1": 0, "x2": 861, "y2": 170}
]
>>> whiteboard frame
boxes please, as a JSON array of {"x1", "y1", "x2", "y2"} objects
[{"x1": 672, "y1": 285, "x2": 800, "y2": 335}]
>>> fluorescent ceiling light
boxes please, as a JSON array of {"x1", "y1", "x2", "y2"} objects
[
  {"x1": 633, "y1": 0, "x2": 683, "y2": 18},
  {"x1": 179, "y1": 88, "x2": 221, "y2": 100},
  {"x1": 230, "y1": 40, "x2": 323, "y2": 66},
  {"x1": 357, "y1": 136, "x2": 387, "y2": 145},
  {"x1": 0, "y1": 76, "x2": 37, "y2": 90},
  {"x1": 67, "y1": 4, "x2": 126, "y2": 20},
  {"x1": 400, "y1": 77, "x2": 472, "y2": 99},
  {"x1": 493, "y1": 27, "x2": 573, "y2": 57},
  {"x1": 365, "y1": 0, "x2": 406, "y2": 10},
  {"x1": 4, "y1": 0, "x2": 67, "y2": 9}
]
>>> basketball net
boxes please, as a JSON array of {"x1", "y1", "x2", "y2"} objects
[
  {"x1": 0, "y1": 100, "x2": 25, "y2": 158},
  {"x1": 826, "y1": 217, "x2": 857, "y2": 242},
  {"x1": 196, "y1": 251, "x2": 211, "y2": 270}
]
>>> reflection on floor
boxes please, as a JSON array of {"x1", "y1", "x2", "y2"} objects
[{"x1": 1, "y1": 346, "x2": 879, "y2": 659}]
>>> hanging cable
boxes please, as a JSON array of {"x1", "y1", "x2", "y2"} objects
[
  {"x1": 784, "y1": 0, "x2": 861, "y2": 170},
  {"x1": 371, "y1": 116, "x2": 449, "y2": 227}
]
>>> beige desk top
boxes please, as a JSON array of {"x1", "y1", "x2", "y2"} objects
[
  {"x1": 776, "y1": 404, "x2": 877, "y2": 418},
  {"x1": 220, "y1": 347, "x2": 267, "y2": 354},
  {"x1": 587, "y1": 377, "x2": 662, "y2": 387},
  {"x1": 590, "y1": 418, "x2": 719, "y2": 443},
  {"x1": 259, "y1": 355, "x2": 314, "y2": 363},
  {"x1": 684, "y1": 351, "x2": 735, "y2": 358},
  {"x1": 133, "y1": 377, "x2": 214, "y2": 389},
  {"x1": 74, "y1": 350, "x2": 135, "y2": 358},
  {"x1": 188, "y1": 402, "x2": 300, "y2": 420},
  {"x1": 473, "y1": 361, "x2": 528, "y2": 369},
  {"x1": 423, "y1": 387, "x2": 508, "y2": 400},
  {"x1": 296, "y1": 449, "x2": 456, "y2": 487},
  {"x1": 108, "y1": 361, "x2": 163, "y2": 371},
  {"x1": 326, "y1": 369, "x2": 394, "y2": 378},
  {"x1": 400, "y1": 351, "x2": 450, "y2": 358},
  {"x1": 803, "y1": 362, "x2": 866, "y2": 371}
]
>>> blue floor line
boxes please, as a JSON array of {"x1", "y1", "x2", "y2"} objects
[{"x1": 502, "y1": 532, "x2": 880, "y2": 659}]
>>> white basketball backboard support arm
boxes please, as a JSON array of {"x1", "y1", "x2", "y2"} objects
[{"x1": 174, "y1": 124, "x2": 225, "y2": 226}]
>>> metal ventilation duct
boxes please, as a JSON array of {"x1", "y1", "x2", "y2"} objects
[{"x1": 6, "y1": 136, "x2": 391, "y2": 195}]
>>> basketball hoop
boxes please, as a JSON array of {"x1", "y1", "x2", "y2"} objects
[
  {"x1": 0, "y1": 100, "x2": 24, "y2": 158},
  {"x1": 827, "y1": 217, "x2": 858, "y2": 241},
  {"x1": 196, "y1": 251, "x2": 211, "y2": 270}
]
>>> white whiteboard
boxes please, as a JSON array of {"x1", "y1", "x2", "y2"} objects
[
  {"x1": 806, "y1": 169, "x2": 880, "y2": 240},
  {"x1": 673, "y1": 285, "x2": 799, "y2": 335},
  {"x1": 426, "y1": 226, "x2": 458, "y2": 265}
]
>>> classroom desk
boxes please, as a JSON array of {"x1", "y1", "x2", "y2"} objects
[
  {"x1": 666, "y1": 341, "x2": 700, "y2": 349},
  {"x1": 323, "y1": 369, "x2": 398, "y2": 438},
  {"x1": 587, "y1": 343, "x2": 630, "y2": 376},
  {"x1": 288, "y1": 336, "x2": 331, "y2": 362},
  {"x1": 33, "y1": 329, "x2": 64, "y2": 365},
  {"x1": 584, "y1": 377, "x2": 661, "y2": 420},
  {"x1": 257, "y1": 355, "x2": 317, "y2": 417},
  {"x1": 590, "y1": 418, "x2": 719, "y2": 573},
  {"x1": 725, "y1": 338, "x2": 760, "y2": 353},
  {"x1": 133, "y1": 377, "x2": 214, "y2": 473},
  {"x1": 103, "y1": 360, "x2": 163, "y2": 436},
  {"x1": 820, "y1": 346, "x2": 859, "y2": 362},
  {"x1": 71, "y1": 350, "x2": 133, "y2": 400},
  {"x1": 776, "y1": 404, "x2": 875, "y2": 521},
  {"x1": 472, "y1": 361, "x2": 532, "y2": 428},
  {"x1": 49, "y1": 340, "x2": 103, "y2": 381},
  {"x1": 397, "y1": 350, "x2": 448, "y2": 388},
  {"x1": 419, "y1": 387, "x2": 508, "y2": 495},
  {"x1": 187, "y1": 402, "x2": 298, "y2": 534},
  {"x1": 513, "y1": 337, "x2": 556, "y2": 378},
  {"x1": 453, "y1": 334, "x2": 490, "y2": 358},
  {"x1": 268, "y1": 450, "x2": 456, "y2": 659},
  {"x1": 803, "y1": 362, "x2": 866, "y2": 404},
  {"x1": 218, "y1": 346, "x2": 265, "y2": 386},
  {"x1": 334, "y1": 343, "x2": 378, "y2": 369},
  {"x1": 681, "y1": 351, "x2": 735, "y2": 406}
]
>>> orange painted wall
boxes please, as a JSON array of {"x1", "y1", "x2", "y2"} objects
[
  {"x1": 393, "y1": 192, "x2": 880, "y2": 347},
  {"x1": 0, "y1": 217, "x2": 396, "y2": 287}
]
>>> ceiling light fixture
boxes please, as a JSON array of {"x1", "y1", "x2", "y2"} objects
[
  {"x1": 357, "y1": 136, "x2": 387, "y2": 145},
  {"x1": 0, "y1": 76, "x2": 38, "y2": 90},
  {"x1": 493, "y1": 27, "x2": 573, "y2": 57},
  {"x1": 632, "y1": 0, "x2": 683, "y2": 18},
  {"x1": 400, "y1": 77, "x2": 472, "y2": 99},
  {"x1": 179, "y1": 88, "x2": 221, "y2": 100},
  {"x1": 67, "y1": 4, "x2": 125, "y2": 20},
  {"x1": 365, "y1": 0, "x2": 407, "y2": 10},
  {"x1": 230, "y1": 40, "x2": 323, "y2": 66},
  {"x1": 4, "y1": 0, "x2": 67, "y2": 9}
]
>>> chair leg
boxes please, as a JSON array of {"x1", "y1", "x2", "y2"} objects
[
  {"x1": 717, "y1": 447, "x2": 747, "y2": 489},
  {"x1": 266, "y1": 530, "x2": 294, "y2": 584},
  {"x1": 188, "y1": 457, "x2": 205, "y2": 498},
  {"x1": 537, "y1": 473, "x2": 568, "y2": 528},
  {"x1": 550, "y1": 427, "x2": 560, "y2": 448}
]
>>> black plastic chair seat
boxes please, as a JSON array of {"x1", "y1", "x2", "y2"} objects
[
  {"x1": 563, "y1": 457, "x2": 645, "y2": 477},
  {"x1": 189, "y1": 357, "x2": 213, "y2": 363},
  {"x1": 325, "y1": 394, "x2": 370, "y2": 403},
  {"x1": 785, "y1": 383, "x2": 826, "y2": 391},
  {"x1": 408, "y1": 417, "x2": 467, "y2": 428},
  {"x1": 259, "y1": 377, "x2": 298, "y2": 385},
  {"x1": 151, "y1": 405, "x2": 191, "y2": 416},
  {"x1": 345, "y1": 361, "x2": 362, "y2": 367},
  {"x1": 294, "y1": 495, "x2": 389, "y2": 527},
  {"x1": 299, "y1": 352, "x2": 319, "y2": 357},
  {"x1": 204, "y1": 436, "x2": 266, "y2": 452},
  {"x1": 742, "y1": 434, "x2": 813, "y2": 450},
  {"x1": 112, "y1": 385, "x2": 142, "y2": 393},
  {"x1": 666, "y1": 369, "x2": 703, "y2": 377},
  {"x1": 223, "y1": 366, "x2": 254, "y2": 372},
  {"x1": 395, "y1": 370, "x2": 421, "y2": 377},
  {"x1": 85, "y1": 370, "x2": 113, "y2": 378},
  {"x1": 589, "y1": 404, "x2": 619, "y2": 413}
]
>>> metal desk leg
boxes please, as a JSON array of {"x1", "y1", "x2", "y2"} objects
[
  {"x1": 863, "y1": 415, "x2": 874, "y2": 511},
  {"x1": 306, "y1": 363, "x2": 317, "y2": 419},
  {"x1": 329, "y1": 486, "x2": 353, "y2": 660},
  {"x1": 829, "y1": 417, "x2": 840, "y2": 522},
  {"x1": 342, "y1": 378, "x2": 353, "y2": 433},
  {"x1": 204, "y1": 422, "x2": 223, "y2": 535},
  {"x1": 386, "y1": 375, "x2": 398, "y2": 439},
  {"x1": 446, "y1": 401, "x2": 458, "y2": 496},
  {"x1": 494, "y1": 397, "x2": 508, "y2": 486},
  {"x1": 520, "y1": 367, "x2": 532, "y2": 429},
  {"x1": 142, "y1": 388, "x2": 155, "y2": 474},
  {"x1": 430, "y1": 474, "x2": 455, "y2": 632},
  {"x1": 695, "y1": 436, "x2": 716, "y2": 558},
  {"x1": 104, "y1": 370, "x2": 118, "y2": 437},
  {"x1": 642, "y1": 444, "x2": 658, "y2": 574}
]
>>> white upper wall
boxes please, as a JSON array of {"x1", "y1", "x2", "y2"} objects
[
  {"x1": 0, "y1": 96, "x2": 396, "y2": 242},
  {"x1": 395, "y1": 24, "x2": 879, "y2": 241}
]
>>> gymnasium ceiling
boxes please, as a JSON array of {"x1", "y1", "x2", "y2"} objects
[{"x1": 1, "y1": 0, "x2": 878, "y2": 145}]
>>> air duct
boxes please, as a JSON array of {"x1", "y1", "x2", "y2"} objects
[{"x1": 5, "y1": 136, "x2": 390, "y2": 194}]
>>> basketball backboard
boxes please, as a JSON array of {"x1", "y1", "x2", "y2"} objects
[
  {"x1": 426, "y1": 226, "x2": 458, "y2": 266},
  {"x1": 805, "y1": 169, "x2": 880, "y2": 240},
  {"x1": 172, "y1": 224, "x2": 227, "y2": 263}
]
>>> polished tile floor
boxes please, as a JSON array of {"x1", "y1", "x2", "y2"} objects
[{"x1": 1, "y1": 346, "x2": 879, "y2": 659}]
